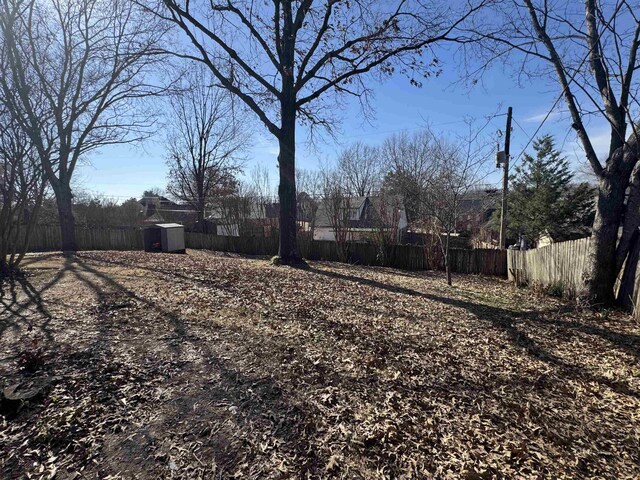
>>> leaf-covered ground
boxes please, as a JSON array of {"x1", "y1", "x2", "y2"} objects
[{"x1": 1, "y1": 250, "x2": 639, "y2": 479}]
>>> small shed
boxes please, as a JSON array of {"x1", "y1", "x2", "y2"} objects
[{"x1": 143, "y1": 223, "x2": 185, "y2": 253}]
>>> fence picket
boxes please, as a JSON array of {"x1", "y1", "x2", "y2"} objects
[
  {"x1": 507, "y1": 237, "x2": 640, "y2": 316},
  {"x1": 20, "y1": 226, "x2": 506, "y2": 276}
]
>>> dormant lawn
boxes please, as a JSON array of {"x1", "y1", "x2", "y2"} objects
[{"x1": 1, "y1": 250, "x2": 638, "y2": 479}]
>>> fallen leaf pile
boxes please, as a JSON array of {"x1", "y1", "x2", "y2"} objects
[{"x1": 1, "y1": 250, "x2": 638, "y2": 479}]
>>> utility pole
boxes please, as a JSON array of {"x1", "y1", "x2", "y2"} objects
[{"x1": 499, "y1": 106, "x2": 512, "y2": 249}]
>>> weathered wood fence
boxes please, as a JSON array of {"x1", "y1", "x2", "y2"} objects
[
  {"x1": 22, "y1": 226, "x2": 507, "y2": 276},
  {"x1": 184, "y1": 232, "x2": 507, "y2": 276},
  {"x1": 26, "y1": 225, "x2": 144, "y2": 251},
  {"x1": 507, "y1": 237, "x2": 592, "y2": 296},
  {"x1": 507, "y1": 236, "x2": 640, "y2": 314}
]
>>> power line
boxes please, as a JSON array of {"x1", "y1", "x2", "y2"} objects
[
  {"x1": 511, "y1": 117, "x2": 530, "y2": 137},
  {"x1": 505, "y1": 20, "x2": 609, "y2": 171},
  {"x1": 509, "y1": 95, "x2": 564, "y2": 170},
  {"x1": 343, "y1": 112, "x2": 510, "y2": 141}
]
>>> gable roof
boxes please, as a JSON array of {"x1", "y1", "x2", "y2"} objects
[
  {"x1": 143, "y1": 212, "x2": 165, "y2": 224},
  {"x1": 139, "y1": 195, "x2": 175, "y2": 207},
  {"x1": 316, "y1": 195, "x2": 404, "y2": 229}
]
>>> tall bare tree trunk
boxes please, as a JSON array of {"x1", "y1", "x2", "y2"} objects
[
  {"x1": 276, "y1": 8, "x2": 301, "y2": 266},
  {"x1": 54, "y1": 183, "x2": 77, "y2": 253},
  {"x1": 583, "y1": 136, "x2": 639, "y2": 306},
  {"x1": 277, "y1": 107, "x2": 300, "y2": 264},
  {"x1": 584, "y1": 180, "x2": 624, "y2": 305}
]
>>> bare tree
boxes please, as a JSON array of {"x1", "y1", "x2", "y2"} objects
[
  {"x1": 142, "y1": 0, "x2": 487, "y2": 265},
  {"x1": 296, "y1": 168, "x2": 322, "y2": 240},
  {"x1": 0, "y1": 0, "x2": 167, "y2": 252},
  {"x1": 215, "y1": 182, "x2": 254, "y2": 236},
  {"x1": 248, "y1": 165, "x2": 278, "y2": 234},
  {"x1": 381, "y1": 130, "x2": 438, "y2": 225},
  {"x1": 416, "y1": 130, "x2": 490, "y2": 285},
  {"x1": 0, "y1": 110, "x2": 46, "y2": 276},
  {"x1": 166, "y1": 67, "x2": 248, "y2": 232},
  {"x1": 320, "y1": 166, "x2": 351, "y2": 262},
  {"x1": 368, "y1": 191, "x2": 404, "y2": 265},
  {"x1": 466, "y1": 1, "x2": 640, "y2": 305},
  {"x1": 337, "y1": 142, "x2": 382, "y2": 197}
]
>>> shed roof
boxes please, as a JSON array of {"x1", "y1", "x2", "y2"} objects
[{"x1": 155, "y1": 223, "x2": 184, "y2": 229}]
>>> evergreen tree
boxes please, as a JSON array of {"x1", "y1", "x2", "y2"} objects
[{"x1": 504, "y1": 135, "x2": 595, "y2": 245}]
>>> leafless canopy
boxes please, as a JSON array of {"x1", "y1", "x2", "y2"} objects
[
  {"x1": 337, "y1": 142, "x2": 383, "y2": 197},
  {"x1": 0, "y1": 0, "x2": 167, "y2": 185},
  {"x1": 150, "y1": 0, "x2": 486, "y2": 135},
  {"x1": 0, "y1": 0, "x2": 168, "y2": 249},
  {"x1": 465, "y1": 0, "x2": 640, "y2": 175},
  {"x1": 166, "y1": 66, "x2": 248, "y2": 225},
  {"x1": 380, "y1": 129, "x2": 455, "y2": 227}
]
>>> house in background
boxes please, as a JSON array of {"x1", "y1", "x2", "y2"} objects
[
  {"x1": 199, "y1": 195, "x2": 408, "y2": 241},
  {"x1": 402, "y1": 187, "x2": 500, "y2": 249},
  {"x1": 314, "y1": 195, "x2": 408, "y2": 243},
  {"x1": 459, "y1": 187, "x2": 502, "y2": 249},
  {"x1": 206, "y1": 198, "x2": 280, "y2": 237},
  {"x1": 138, "y1": 195, "x2": 197, "y2": 227},
  {"x1": 456, "y1": 187, "x2": 499, "y2": 234}
]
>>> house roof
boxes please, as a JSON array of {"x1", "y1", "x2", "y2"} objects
[
  {"x1": 315, "y1": 196, "x2": 366, "y2": 227},
  {"x1": 316, "y1": 195, "x2": 404, "y2": 229},
  {"x1": 143, "y1": 212, "x2": 165, "y2": 224},
  {"x1": 139, "y1": 195, "x2": 174, "y2": 206},
  {"x1": 207, "y1": 199, "x2": 281, "y2": 222}
]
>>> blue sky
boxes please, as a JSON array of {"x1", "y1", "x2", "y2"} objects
[{"x1": 76, "y1": 52, "x2": 608, "y2": 201}]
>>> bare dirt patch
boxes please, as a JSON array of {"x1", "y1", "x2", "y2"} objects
[{"x1": 1, "y1": 250, "x2": 639, "y2": 479}]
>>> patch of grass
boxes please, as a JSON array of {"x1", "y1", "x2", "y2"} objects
[
  {"x1": 546, "y1": 281, "x2": 565, "y2": 298},
  {"x1": 270, "y1": 255, "x2": 282, "y2": 266}
]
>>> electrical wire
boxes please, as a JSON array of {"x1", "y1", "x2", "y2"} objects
[{"x1": 504, "y1": 20, "x2": 612, "y2": 172}]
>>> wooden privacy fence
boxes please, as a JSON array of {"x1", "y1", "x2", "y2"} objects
[
  {"x1": 22, "y1": 226, "x2": 507, "y2": 276},
  {"x1": 26, "y1": 225, "x2": 143, "y2": 252},
  {"x1": 507, "y1": 237, "x2": 592, "y2": 295},
  {"x1": 507, "y1": 236, "x2": 640, "y2": 313},
  {"x1": 184, "y1": 232, "x2": 507, "y2": 276}
]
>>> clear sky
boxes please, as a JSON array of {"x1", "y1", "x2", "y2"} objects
[{"x1": 75, "y1": 47, "x2": 609, "y2": 202}]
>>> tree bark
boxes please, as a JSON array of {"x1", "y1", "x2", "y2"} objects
[
  {"x1": 617, "y1": 229, "x2": 640, "y2": 309},
  {"x1": 277, "y1": 106, "x2": 300, "y2": 264},
  {"x1": 445, "y1": 232, "x2": 452, "y2": 286},
  {"x1": 273, "y1": 3, "x2": 302, "y2": 265},
  {"x1": 54, "y1": 183, "x2": 77, "y2": 253},
  {"x1": 583, "y1": 135, "x2": 639, "y2": 306},
  {"x1": 615, "y1": 145, "x2": 640, "y2": 274},
  {"x1": 583, "y1": 173, "x2": 628, "y2": 306}
]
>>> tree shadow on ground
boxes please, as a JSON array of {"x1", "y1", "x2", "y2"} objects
[
  {"x1": 63, "y1": 256, "x2": 325, "y2": 477},
  {"x1": 73, "y1": 252, "x2": 640, "y2": 369},
  {"x1": 308, "y1": 266, "x2": 640, "y2": 399},
  {"x1": 4, "y1": 253, "x2": 638, "y2": 478},
  {"x1": 0, "y1": 256, "x2": 74, "y2": 345}
]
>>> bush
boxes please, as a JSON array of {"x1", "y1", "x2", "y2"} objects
[{"x1": 546, "y1": 281, "x2": 565, "y2": 298}]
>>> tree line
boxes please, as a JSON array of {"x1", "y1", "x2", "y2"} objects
[{"x1": 1, "y1": 0, "x2": 639, "y2": 308}]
